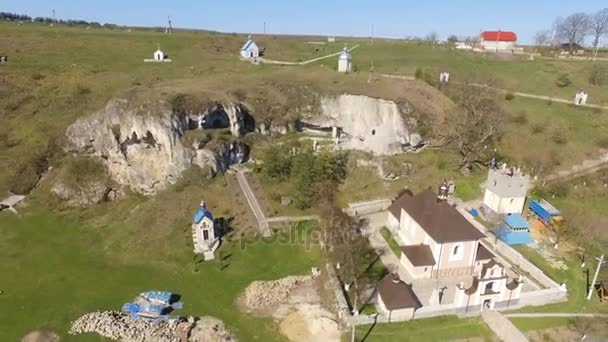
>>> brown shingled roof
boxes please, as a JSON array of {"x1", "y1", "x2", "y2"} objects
[
  {"x1": 400, "y1": 245, "x2": 436, "y2": 266},
  {"x1": 377, "y1": 274, "x2": 422, "y2": 310},
  {"x1": 387, "y1": 189, "x2": 485, "y2": 243},
  {"x1": 476, "y1": 244, "x2": 493, "y2": 261}
]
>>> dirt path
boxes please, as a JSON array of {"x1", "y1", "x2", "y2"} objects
[
  {"x1": 261, "y1": 45, "x2": 360, "y2": 66},
  {"x1": 544, "y1": 152, "x2": 608, "y2": 183},
  {"x1": 379, "y1": 73, "x2": 608, "y2": 111}
]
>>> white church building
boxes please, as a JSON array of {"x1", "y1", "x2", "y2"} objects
[
  {"x1": 240, "y1": 35, "x2": 260, "y2": 60},
  {"x1": 192, "y1": 201, "x2": 220, "y2": 260}
]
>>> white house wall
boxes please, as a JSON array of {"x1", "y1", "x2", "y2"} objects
[
  {"x1": 481, "y1": 41, "x2": 515, "y2": 51},
  {"x1": 483, "y1": 189, "x2": 525, "y2": 214}
]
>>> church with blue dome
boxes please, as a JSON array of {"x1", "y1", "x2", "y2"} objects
[{"x1": 192, "y1": 201, "x2": 220, "y2": 260}]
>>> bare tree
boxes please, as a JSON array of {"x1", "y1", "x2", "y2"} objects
[
  {"x1": 568, "y1": 317, "x2": 601, "y2": 341},
  {"x1": 589, "y1": 8, "x2": 608, "y2": 58},
  {"x1": 534, "y1": 30, "x2": 551, "y2": 47},
  {"x1": 555, "y1": 13, "x2": 591, "y2": 51},
  {"x1": 425, "y1": 32, "x2": 438, "y2": 43},
  {"x1": 444, "y1": 82, "x2": 506, "y2": 174}
]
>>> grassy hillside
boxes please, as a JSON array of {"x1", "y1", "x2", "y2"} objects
[
  {"x1": 0, "y1": 174, "x2": 321, "y2": 341},
  {"x1": 2, "y1": 21, "x2": 608, "y2": 340}
]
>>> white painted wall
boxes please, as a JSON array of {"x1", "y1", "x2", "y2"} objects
[
  {"x1": 241, "y1": 41, "x2": 260, "y2": 59},
  {"x1": 338, "y1": 58, "x2": 352, "y2": 73},
  {"x1": 483, "y1": 189, "x2": 526, "y2": 214},
  {"x1": 376, "y1": 294, "x2": 416, "y2": 321},
  {"x1": 480, "y1": 41, "x2": 515, "y2": 51}
]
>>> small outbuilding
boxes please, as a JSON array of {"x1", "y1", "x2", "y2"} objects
[
  {"x1": 338, "y1": 47, "x2": 352, "y2": 73},
  {"x1": 241, "y1": 35, "x2": 260, "y2": 60},
  {"x1": 191, "y1": 201, "x2": 220, "y2": 260},
  {"x1": 376, "y1": 273, "x2": 422, "y2": 321},
  {"x1": 154, "y1": 49, "x2": 166, "y2": 61},
  {"x1": 497, "y1": 214, "x2": 533, "y2": 246},
  {"x1": 144, "y1": 46, "x2": 172, "y2": 63},
  {"x1": 480, "y1": 31, "x2": 517, "y2": 52}
]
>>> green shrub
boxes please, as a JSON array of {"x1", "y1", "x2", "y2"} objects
[
  {"x1": 510, "y1": 111, "x2": 528, "y2": 125},
  {"x1": 75, "y1": 84, "x2": 91, "y2": 96},
  {"x1": 551, "y1": 130, "x2": 567, "y2": 144},
  {"x1": 531, "y1": 123, "x2": 545, "y2": 134},
  {"x1": 61, "y1": 157, "x2": 107, "y2": 190},
  {"x1": 555, "y1": 74, "x2": 572, "y2": 88},
  {"x1": 415, "y1": 67, "x2": 424, "y2": 79},
  {"x1": 505, "y1": 92, "x2": 515, "y2": 101},
  {"x1": 595, "y1": 137, "x2": 608, "y2": 149}
]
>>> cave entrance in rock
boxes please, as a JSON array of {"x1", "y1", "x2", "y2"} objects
[{"x1": 203, "y1": 109, "x2": 230, "y2": 129}]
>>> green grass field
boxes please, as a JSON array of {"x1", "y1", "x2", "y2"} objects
[
  {"x1": 0, "y1": 174, "x2": 321, "y2": 341},
  {"x1": 380, "y1": 227, "x2": 401, "y2": 257},
  {"x1": 355, "y1": 315, "x2": 495, "y2": 341}
]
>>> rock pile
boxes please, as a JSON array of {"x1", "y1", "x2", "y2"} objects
[
  {"x1": 69, "y1": 311, "x2": 236, "y2": 342},
  {"x1": 242, "y1": 276, "x2": 308, "y2": 312}
]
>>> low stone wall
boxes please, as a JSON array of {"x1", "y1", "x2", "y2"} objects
[
  {"x1": 344, "y1": 199, "x2": 391, "y2": 216},
  {"x1": 325, "y1": 263, "x2": 352, "y2": 326},
  {"x1": 490, "y1": 240, "x2": 560, "y2": 289}
]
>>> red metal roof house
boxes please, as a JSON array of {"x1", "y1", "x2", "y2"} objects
[{"x1": 480, "y1": 30, "x2": 517, "y2": 52}]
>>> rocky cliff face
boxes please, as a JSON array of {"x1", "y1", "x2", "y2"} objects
[
  {"x1": 65, "y1": 98, "x2": 249, "y2": 195},
  {"x1": 301, "y1": 94, "x2": 421, "y2": 155}
]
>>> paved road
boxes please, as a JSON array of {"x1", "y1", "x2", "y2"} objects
[
  {"x1": 261, "y1": 45, "x2": 360, "y2": 66},
  {"x1": 234, "y1": 168, "x2": 271, "y2": 237},
  {"x1": 505, "y1": 313, "x2": 608, "y2": 318},
  {"x1": 482, "y1": 309, "x2": 529, "y2": 342}
]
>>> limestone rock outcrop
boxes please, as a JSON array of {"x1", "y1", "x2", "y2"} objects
[
  {"x1": 301, "y1": 94, "x2": 422, "y2": 155},
  {"x1": 65, "y1": 98, "x2": 249, "y2": 195}
]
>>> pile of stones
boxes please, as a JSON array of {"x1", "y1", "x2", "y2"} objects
[
  {"x1": 69, "y1": 311, "x2": 236, "y2": 342},
  {"x1": 242, "y1": 276, "x2": 307, "y2": 311}
]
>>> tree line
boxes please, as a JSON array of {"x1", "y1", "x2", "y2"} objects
[
  {"x1": 260, "y1": 141, "x2": 348, "y2": 209},
  {"x1": 0, "y1": 11, "x2": 115, "y2": 28},
  {"x1": 535, "y1": 8, "x2": 608, "y2": 52}
]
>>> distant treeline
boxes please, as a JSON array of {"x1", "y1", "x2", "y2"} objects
[{"x1": 0, "y1": 12, "x2": 117, "y2": 28}]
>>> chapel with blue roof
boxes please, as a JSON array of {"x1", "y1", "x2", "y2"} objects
[{"x1": 192, "y1": 200, "x2": 220, "y2": 260}]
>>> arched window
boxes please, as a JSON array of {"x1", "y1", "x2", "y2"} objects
[
  {"x1": 485, "y1": 282, "x2": 494, "y2": 293},
  {"x1": 371, "y1": 129, "x2": 376, "y2": 136}
]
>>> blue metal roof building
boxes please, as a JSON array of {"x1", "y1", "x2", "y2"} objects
[{"x1": 497, "y1": 213, "x2": 534, "y2": 245}]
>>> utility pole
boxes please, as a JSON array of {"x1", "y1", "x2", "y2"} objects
[
  {"x1": 263, "y1": 21, "x2": 266, "y2": 34},
  {"x1": 370, "y1": 24, "x2": 375, "y2": 46},
  {"x1": 587, "y1": 254, "x2": 604, "y2": 300}
]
